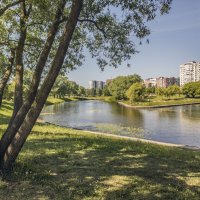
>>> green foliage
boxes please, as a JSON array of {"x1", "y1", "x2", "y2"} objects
[
  {"x1": 182, "y1": 81, "x2": 200, "y2": 98},
  {"x1": 0, "y1": 0, "x2": 173, "y2": 102},
  {"x1": 87, "y1": 88, "x2": 97, "y2": 97},
  {"x1": 156, "y1": 87, "x2": 165, "y2": 96},
  {"x1": 51, "y1": 76, "x2": 85, "y2": 98},
  {"x1": 126, "y1": 82, "x2": 145, "y2": 102},
  {"x1": 108, "y1": 74, "x2": 142, "y2": 100},
  {"x1": 0, "y1": 0, "x2": 173, "y2": 101},
  {"x1": 102, "y1": 85, "x2": 111, "y2": 96},
  {"x1": 3, "y1": 82, "x2": 15, "y2": 100},
  {"x1": 96, "y1": 88, "x2": 102, "y2": 96},
  {"x1": 82, "y1": 0, "x2": 172, "y2": 69},
  {"x1": 78, "y1": 86, "x2": 86, "y2": 96},
  {"x1": 0, "y1": 0, "x2": 173, "y2": 172},
  {"x1": 69, "y1": 81, "x2": 80, "y2": 96},
  {"x1": 145, "y1": 86, "x2": 156, "y2": 97},
  {"x1": 155, "y1": 85, "x2": 181, "y2": 99},
  {"x1": 163, "y1": 85, "x2": 180, "y2": 99}
]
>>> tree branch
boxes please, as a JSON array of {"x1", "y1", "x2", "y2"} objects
[
  {"x1": 0, "y1": 0, "x2": 23, "y2": 16},
  {"x1": 78, "y1": 18, "x2": 108, "y2": 39}
]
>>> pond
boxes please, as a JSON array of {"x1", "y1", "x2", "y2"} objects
[{"x1": 41, "y1": 100, "x2": 200, "y2": 148}]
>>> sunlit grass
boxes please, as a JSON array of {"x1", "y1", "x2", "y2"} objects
[
  {"x1": 123, "y1": 95, "x2": 200, "y2": 107},
  {"x1": 46, "y1": 97, "x2": 65, "y2": 105},
  {"x1": 0, "y1": 101, "x2": 200, "y2": 199}
]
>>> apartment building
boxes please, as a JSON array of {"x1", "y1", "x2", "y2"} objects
[
  {"x1": 144, "y1": 78, "x2": 157, "y2": 87},
  {"x1": 89, "y1": 80, "x2": 105, "y2": 90},
  {"x1": 180, "y1": 61, "x2": 200, "y2": 86},
  {"x1": 144, "y1": 77, "x2": 180, "y2": 88}
]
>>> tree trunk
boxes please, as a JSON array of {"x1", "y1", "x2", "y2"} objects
[
  {"x1": 1, "y1": 0, "x2": 83, "y2": 171},
  {"x1": 11, "y1": 2, "x2": 29, "y2": 121},
  {"x1": 0, "y1": 49, "x2": 15, "y2": 107},
  {"x1": 0, "y1": 0, "x2": 67, "y2": 162}
]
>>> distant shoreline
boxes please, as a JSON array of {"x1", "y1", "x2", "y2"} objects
[{"x1": 118, "y1": 101, "x2": 200, "y2": 109}]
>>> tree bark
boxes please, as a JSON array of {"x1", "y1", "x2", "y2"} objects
[
  {"x1": 1, "y1": 0, "x2": 83, "y2": 171},
  {"x1": 11, "y1": 1, "x2": 29, "y2": 122},
  {"x1": 0, "y1": 49, "x2": 15, "y2": 107},
  {"x1": 0, "y1": 0, "x2": 67, "y2": 162}
]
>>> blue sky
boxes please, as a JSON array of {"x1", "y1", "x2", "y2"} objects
[{"x1": 68, "y1": 0, "x2": 200, "y2": 88}]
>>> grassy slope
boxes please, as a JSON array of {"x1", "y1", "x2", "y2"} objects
[
  {"x1": 46, "y1": 96, "x2": 89, "y2": 105},
  {"x1": 0, "y1": 101, "x2": 200, "y2": 200},
  {"x1": 45, "y1": 97, "x2": 65, "y2": 105}
]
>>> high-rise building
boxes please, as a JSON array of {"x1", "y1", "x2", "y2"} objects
[
  {"x1": 180, "y1": 61, "x2": 200, "y2": 86},
  {"x1": 89, "y1": 80, "x2": 97, "y2": 89},
  {"x1": 96, "y1": 81, "x2": 105, "y2": 90},
  {"x1": 89, "y1": 80, "x2": 105, "y2": 89}
]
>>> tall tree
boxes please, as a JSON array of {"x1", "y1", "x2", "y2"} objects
[
  {"x1": 0, "y1": 49, "x2": 15, "y2": 107},
  {"x1": 12, "y1": 1, "x2": 32, "y2": 121},
  {"x1": 0, "y1": 0, "x2": 172, "y2": 172}
]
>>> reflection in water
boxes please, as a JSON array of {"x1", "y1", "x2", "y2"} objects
[
  {"x1": 180, "y1": 105, "x2": 200, "y2": 121},
  {"x1": 42, "y1": 100, "x2": 200, "y2": 148}
]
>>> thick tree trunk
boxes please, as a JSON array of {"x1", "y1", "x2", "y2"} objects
[
  {"x1": 1, "y1": 0, "x2": 83, "y2": 171},
  {"x1": 0, "y1": 0, "x2": 67, "y2": 162},
  {"x1": 0, "y1": 50, "x2": 15, "y2": 107},
  {"x1": 11, "y1": 2, "x2": 28, "y2": 121}
]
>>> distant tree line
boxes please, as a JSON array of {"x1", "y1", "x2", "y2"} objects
[
  {"x1": 50, "y1": 75, "x2": 86, "y2": 98},
  {"x1": 96, "y1": 74, "x2": 200, "y2": 103},
  {"x1": 2, "y1": 72, "x2": 87, "y2": 101}
]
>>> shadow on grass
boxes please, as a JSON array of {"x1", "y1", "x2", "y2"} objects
[
  {"x1": 1, "y1": 131, "x2": 199, "y2": 200},
  {"x1": 0, "y1": 114, "x2": 10, "y2": 135},
  {"x1": 0, "y1": 116, "x2": 9, "y2": 125}
]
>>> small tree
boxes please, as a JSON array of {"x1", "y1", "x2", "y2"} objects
[
  {"x1": 156, "y1": 87, "x2": 164, "y2": 96},
  {"x1": 182, "y1": 82, "x2": 199, "y2": 98},
  {"x1": 126, "y1": 83, "x2": 145, "y2": 103},
  {"x1": 145, "y1": 86, "x2": 156, "y2": 97},
  {"x1": 163, "y1": 85, "x2": 180, "y2": 99}
]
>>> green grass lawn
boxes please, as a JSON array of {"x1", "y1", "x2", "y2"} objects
[
  {"x1": 46, "y1": 96, "x2": 89, "y2": 105},
  {"x1": 0, "y1": 101, "x2": 200, "y2": 200}
]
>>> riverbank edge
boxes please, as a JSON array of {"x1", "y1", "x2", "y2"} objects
[
  {"x1": 76, "y1": 96, "x2": 200, "y2": 108},
  {"x1": 118, "y1": 101, "x2": 200, "y2": 109},
  {"x1": 41, "y1": 121, "x2": 200, "y2": 151},
  {"x1": 41, "y1": 99, "x2": 200, "y2": 150}
]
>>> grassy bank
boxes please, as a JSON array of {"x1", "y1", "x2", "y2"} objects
[
  {"x1": 0, "y1": 101, "x2": 200, "y2": 199},
  {"x1": 46, "y1": 96, "x2": 90, "y2": 105},
  {"x1": 72, "y1": 95, "x2": 200, "y2": 108},
  {"x1": 122, "y1": 96, "x2": 200, "y2": 107}
]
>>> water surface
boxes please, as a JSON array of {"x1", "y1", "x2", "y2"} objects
[{"x1": 42, "y1": 100, "x2": 200, "y2": 148}]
